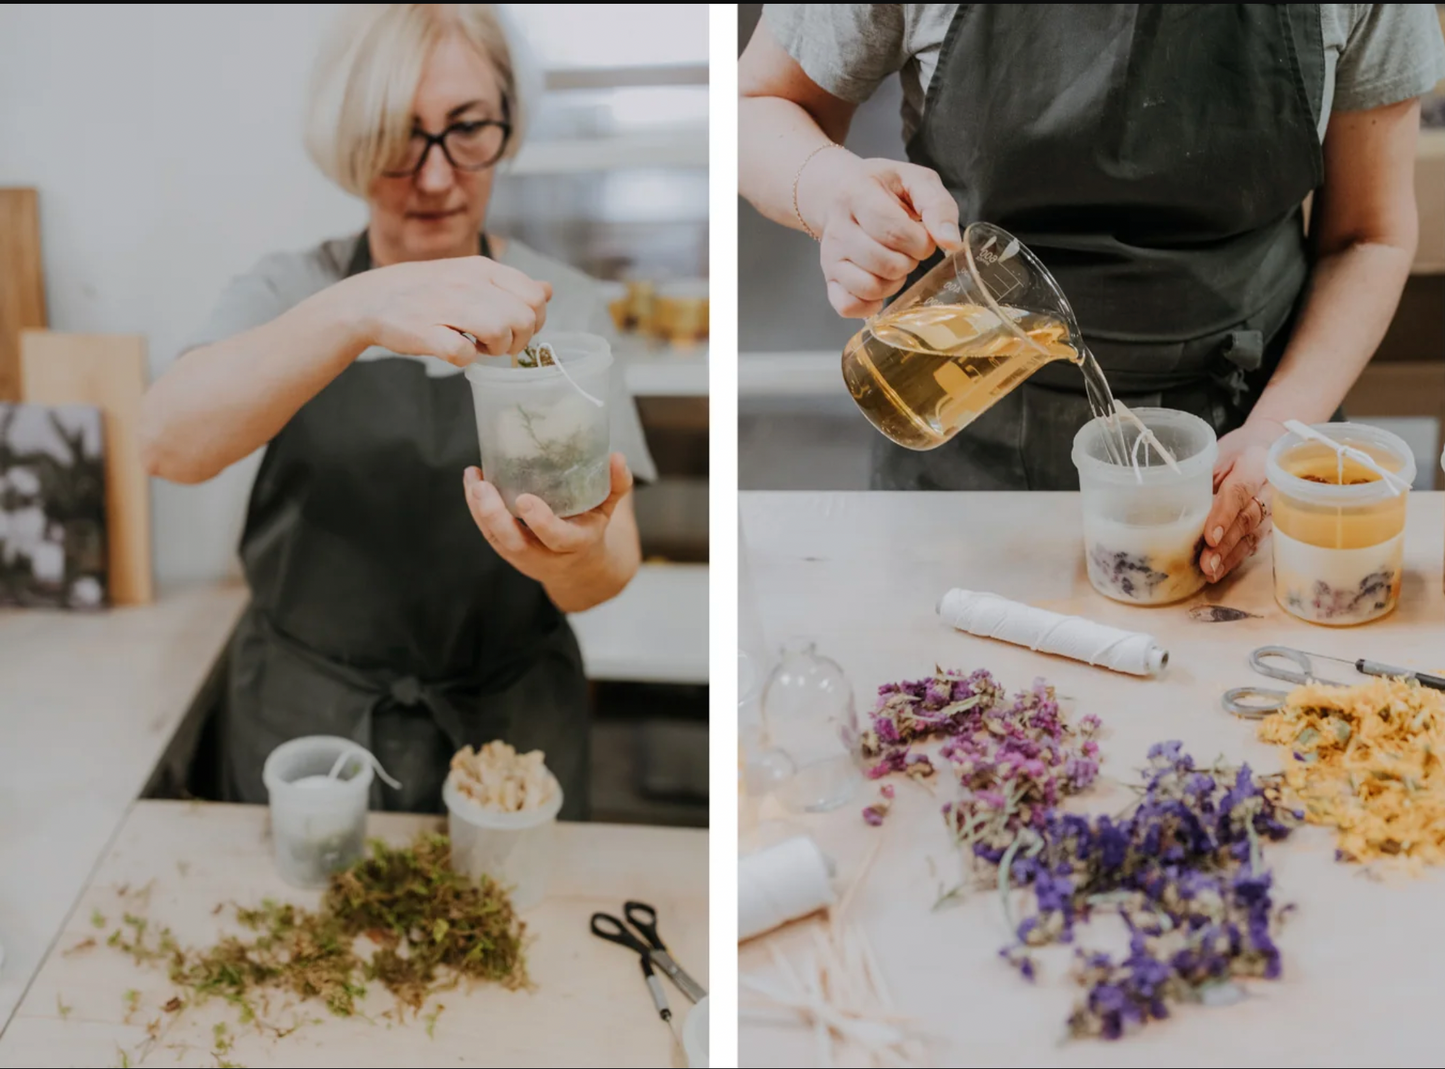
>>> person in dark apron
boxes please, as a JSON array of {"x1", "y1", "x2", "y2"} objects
[
  {"x1": 141, "y1": 5, "x2": 656, "y2": 816},
  {"x1": 740, "y1": 4, "x2": 1441, "y2": 582}
]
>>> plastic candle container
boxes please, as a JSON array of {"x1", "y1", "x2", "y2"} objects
[
  {"x1": 443, "y1": 770, "x2": 563, "y2": 910},
  {"x1": 1266, "y1": 422, "x2": 1415, "y2": 626},
  {"x1": 262, "y1": 736, "x2": 373, "y2": 889},
  {"x1": 464, "y1": 333, "x2": 613, "y2": 518},
  {"x1": 1072, "y1": 408, "x2": 1217, "y2": 605}
]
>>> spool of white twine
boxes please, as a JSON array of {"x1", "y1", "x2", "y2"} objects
[
  {"x1": 937, "y1": 589, "x2": 1168, "y2": 677},
  {"x1": 739, "y1": 835, "x2": 837, "y2": 942}
]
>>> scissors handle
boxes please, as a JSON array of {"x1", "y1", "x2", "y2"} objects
[
  {"x1": 590, "y1": 912, "x2": 650, "y2": 955},
  {"x1": 623, "y1": 901, "x2": 664, "y2": 951},
  {"x1": 1249, "y1": 646, "x2": 1320, "y2": 687},
  {"x1": 1222, "y1": 686, "x2": 1289, "y2": 720}
]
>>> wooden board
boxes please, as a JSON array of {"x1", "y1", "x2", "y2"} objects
[
  {"x1": 20, "y1": 331, "x2": 153, "y2": 604},
  {"x1": 0, "y1": 189, "x2": 48, "y2": 403},
  {"x1": 0, "y1": 802, "x2": 709, "y2": 1068}
]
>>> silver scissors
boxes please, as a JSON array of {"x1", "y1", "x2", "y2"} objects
[{"x1": 1223, "y1": 645, "x2": 1445, "y2": 719}]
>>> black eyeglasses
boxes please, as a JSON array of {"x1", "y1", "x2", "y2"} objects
[{"x1": 382, "y1": 100, "x2": 512, "y2": 179}]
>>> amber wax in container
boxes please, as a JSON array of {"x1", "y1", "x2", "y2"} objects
[{"x1": 1266, "y1": 423, "x2": 1416, "y2": 626}]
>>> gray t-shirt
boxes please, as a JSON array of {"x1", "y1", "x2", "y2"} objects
[
  {"x1": 765, "y1": 3, "x2": 1445, "y2": 142},
  {"x1": 185, "y1": 235, "x2": 658, "y2": 483}
]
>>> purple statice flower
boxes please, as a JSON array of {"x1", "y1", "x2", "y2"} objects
[{"x1": 991, "y1": 747, "x2": 1299, "y2": 1040}]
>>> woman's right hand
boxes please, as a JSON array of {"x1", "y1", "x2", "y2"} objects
[
  {"x1": 348, "y1": 256, "x2": 552, "y2": 365},
  {"x1": 798, "y1": 154, "x2": 963, "y2": 318}
]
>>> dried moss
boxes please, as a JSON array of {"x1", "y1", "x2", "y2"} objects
[{"x1": 108, "y1": 834, "x2": 527, "y2": 1030}]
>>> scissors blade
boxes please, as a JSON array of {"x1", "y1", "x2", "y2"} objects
[{"x1": 647, "y1": 950, "x2": 707, "y2": 1003}]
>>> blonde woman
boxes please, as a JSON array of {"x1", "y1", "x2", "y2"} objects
[{"x1": 140, "y1": 4, "x2": 656, "y2": 816}]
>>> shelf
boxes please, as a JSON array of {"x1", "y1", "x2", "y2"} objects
[
  {"x1": 739, "y1": 350, "x2": 839, "y2": 397},
  {"x1": 544, "y1": 63, "x2": 709, "y2": 91},
  {"x1": 509, "y1": 130, "x2": 707, "y2": 175},
  {"x1": 568, "y1": 562, "x2": 708, "y2": 685},
  {"x1": 617, "y1": 337, "x2": 709, "y2": 397}
]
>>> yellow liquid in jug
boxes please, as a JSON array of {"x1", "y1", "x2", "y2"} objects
[{"x1": 841, "y1": 303, "x2": 1081, "y2": 450}]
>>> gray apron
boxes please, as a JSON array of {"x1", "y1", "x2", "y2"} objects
[
  {"x1": 874, "y1": 4, "x2": 1326, "y2": 490},
  {"x1": 220, "y1": 233, "x2": 591, "y2": 817}
]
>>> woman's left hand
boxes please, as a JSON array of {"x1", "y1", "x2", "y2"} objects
[
  {"x1": 1199, "y1": 418, "x2": 1285, "y2": 583},
  {"x1": 463, "y1": 453, "x2": 633, "y2": 586}
]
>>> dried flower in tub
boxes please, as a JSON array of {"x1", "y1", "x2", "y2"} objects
[{"x1": 451, "y1": 741, "x2": 556, "y2": 813}]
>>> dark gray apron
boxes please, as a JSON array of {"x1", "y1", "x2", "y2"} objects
[
  {"x1": 874, "y1": 4, "x2": 1326, "y2": 490},
  {"x1": 220, "y1": 232, "x2": 591, "y2": 817}
]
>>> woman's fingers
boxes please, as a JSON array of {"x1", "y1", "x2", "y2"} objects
[
  {"x1": 890, "y1": 164, "x2": 962, "y2": 250},
  {"x1": 826, "y1": 279, "x2": 883, "y2": 319},
  {"x1": 826, "y1": 229, "x2": 917, "y2": 281},
  {"x1": 428, "y1": 326, "x2": 483, "y2": 367},
  {"x1": 851, "y1": 182, "x2": 934, "y2": 261},
  {"x1": 1210, "y1": 518, "x2": 1272, "y2": 582},
  {"x1": 827, "y1": 258, "x2": 905, "y2": 304},
  {"x1": 1202, "y1": 467, "x2": 1270, "y2": 581},
  {"x1": 464, "y1": 468, "x2": 533, "y2": 555},
  {"x1": 593, "y1": 453, "x2": 634, "y2": 520},
  {"x1": 514, "y1": 496, "x2": 600, "y2": 554}
]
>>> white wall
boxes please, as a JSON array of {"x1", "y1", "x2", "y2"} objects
[{"x1": 0, "y1": 4, "x2": 364, "y2": 584}]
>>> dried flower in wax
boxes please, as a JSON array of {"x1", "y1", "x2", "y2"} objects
[
  {"x1": 1258, "y1": 678, "x2": 1445, "y2": 864},
  {"x1": 991, "y1": 742, "x2": 1300, "y2": 1040}
]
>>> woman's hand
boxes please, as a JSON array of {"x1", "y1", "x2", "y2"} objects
[
  {"x1": 1199, "y1": 418, "x2": 1286, "y2": 583},
  {"x1": 348, "y1": 256, "x2": 552, "y2": 364},
  {"x1": 463, "y1": 453, "x2": 640, "y2": 611},
  {"x1": 798, "y1": 154, "x2": 963, "y2": 318}
]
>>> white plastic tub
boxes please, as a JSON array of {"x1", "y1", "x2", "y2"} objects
[
  {"x1": 1267, "y1": 422, "x2": 1415, "y2": 625},
  {"x1": 683, "y1": 995, "x2": 709, "y2": 1067},
  {"x1": 443, "y1": 769, "x2": 564, "y2": 910},
  {"x1": 262, "y1": 736, "x2": 372, "y2": 890},
  {"x1": 1072, "y1": 408, "x2": 1217, "y2": 605},
  {"x1": 464, "y1": 333, "x2": 613, "y2": 518}
]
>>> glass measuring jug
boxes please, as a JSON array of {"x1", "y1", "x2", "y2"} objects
[{"x1": 841, "y1": 222, "x2": 1122, "y2": 455}]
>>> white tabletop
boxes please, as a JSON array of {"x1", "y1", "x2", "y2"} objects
[{"x1": 739, "y1": 491, "x2": 1445, "y2": 1067}]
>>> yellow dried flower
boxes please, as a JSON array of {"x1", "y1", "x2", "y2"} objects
[{"x1": 1258, "y1": 678, "x2": 1445, "y2": 865}]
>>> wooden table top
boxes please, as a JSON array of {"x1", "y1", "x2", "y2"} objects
[
  {"x1": 0, "y1": 802, "x2": 708, "y2": 1068},
  {"x1": 738, "y1": 491, "x2": 1445, "y2": 1068}
]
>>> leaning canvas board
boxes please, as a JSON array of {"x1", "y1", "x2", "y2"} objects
[{"x1": 0, "y1": 402, "x2": 107, "y2": 608}]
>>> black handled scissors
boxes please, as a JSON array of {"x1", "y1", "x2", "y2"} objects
[{"x1": 590, "y1": 900, "x2": 707, "y2": 1004}]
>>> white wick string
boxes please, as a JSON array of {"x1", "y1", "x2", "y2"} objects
[
  {"x1": 1112, "y1": 399, "x2": 1180, "y2": 479},
  {"x1": 938, "y1": 589, "x2": 1167, "y2": 677},
  {"x1": 1283, "y1": 420, "x2": 1409, "y2": 495},
  {"x1": 327, "y1": 745, "x2": 403, "y2": 789},
  {"x1": 545, "y1": 344, "x2": 604, "y2": 408}
]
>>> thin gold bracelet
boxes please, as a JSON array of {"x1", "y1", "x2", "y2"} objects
[{"x1": 792, "y1": 141, "x2": 843, "y2": 241}]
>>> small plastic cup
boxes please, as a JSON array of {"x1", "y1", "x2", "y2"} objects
[
  {"x1": 1267, "y1": 422, "x2": 1416, "y2": 625},
  {"x1": 1072, "y1": 408, "x2": 1217, "y2": 605},
  {"x1": 262, "y1": 736, "x2": 372, "y2": 890},
  {"x1": 443, "y1": 769, "x2": 564, "y2": 910},
  {"x1": 464, "y1": 333, "x2": 613, "y2": 518}
]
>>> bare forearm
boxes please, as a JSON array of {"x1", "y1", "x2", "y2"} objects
[
  {"x1": 1249, "y1": 239, "x2": 1414, "y2": 428},
  {"x1": 738, "y1": 95, "x2": 856, "y2": 232},
  {"x1": 543, "y1": 496, "x2": 641, "y2": 613},
  {"x1": 141, "y1": 281, "x2": 367, "y2": 484}
]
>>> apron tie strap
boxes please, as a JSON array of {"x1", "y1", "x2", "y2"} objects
[{"x1": 1217, "y1": 329, "x2": 1264, "y2": 408}]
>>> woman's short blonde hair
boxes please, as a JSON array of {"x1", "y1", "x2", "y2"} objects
[{"x1": 305, "y1": 4, "x2": 532, "y2": 197}]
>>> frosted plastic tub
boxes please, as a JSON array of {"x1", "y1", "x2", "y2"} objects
[
  {"x1": 1267, "y1": 422, "x2": 1415, "y2": 625},
  {"x1": 262, "y1": 736, "x2": 373, "y2": 890},
  {"x1": 1072, "y1": 408, "x2": 1217, "y2": 605},
  {"x1": 464, "y1": 333, "x2": 613, "y2": 518},
  {"x1": 683, "y1": 995, "x2": 709, "y2": 1067},
  {"x1": 443, "y1": 769, "x2": 564, "y2": 910}
]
